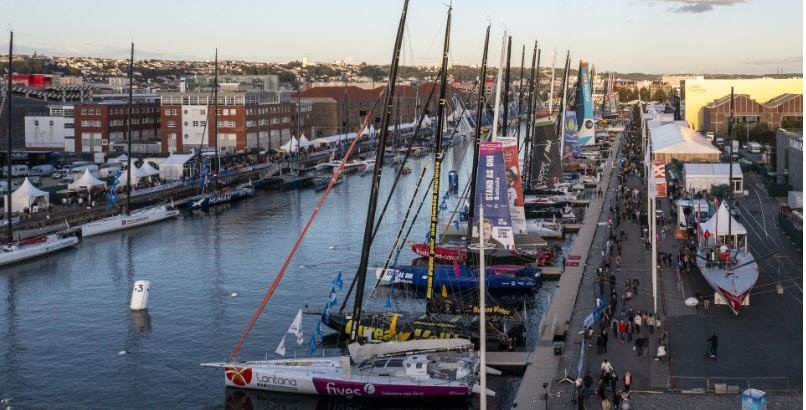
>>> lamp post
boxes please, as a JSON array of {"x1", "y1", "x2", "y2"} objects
[{"x1": 541, "y1": 382, "x2": 549, "y2": 410}]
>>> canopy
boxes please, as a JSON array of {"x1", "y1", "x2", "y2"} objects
[
  {"x1": 159, "y1": 153, "x2": 195, "y2": 181},
  {"x1": 9, "y1": 178, "x2": 50, "y2": 213},
  {"x1": 139, "y1": 161, "x2": 160, "y2": 176},
  {"x1": 700, "y1": 201, "x2": 746, "y2": 237},
  {"x1": 279, "y1": 134, "x2": 315, "y2": 152},
  {"x1": 650, "y1": 123, "x2": 721, "y2": 163},
  {"x1": 116, "y1": 164, "x2": 156, "y2": 187},
  {"x1": 68, "y1": 169, "x2": 107, "y2": 190},
  {"x1": 107, "y1": 154, "x2": 128, "y2": 164}
]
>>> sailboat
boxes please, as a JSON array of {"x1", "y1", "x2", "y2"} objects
[
  {"x1": 203, "y1": 2, "x2": 481, "y2": 398},
  {"x1": 693, "y1": 88, "x2": 758, "y2": 315},
  {"x1": 0, "y1": 32, "x2": 79, "y2": 267},
  {"x1": 188, "y1": 50, "x2": 254, "y2": 209},
  {"x1": 79, "y1": 43, "x2": 179, "y2": 237}
]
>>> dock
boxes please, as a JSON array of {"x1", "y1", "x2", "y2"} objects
[
  {"x1": 539, "y1": 266, "x2": 563, "y2": 280},
  {"x1": 512, "y1": 136, "x2": 621, "y2": 409}
]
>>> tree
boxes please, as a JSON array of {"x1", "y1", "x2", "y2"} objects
[
  {"x1": 639, "y1": 87, "x2": 649, "y2": 101},
  {"x1": 781, "y1": 116, "x2": 803, "y2": 129},
  {"x1": 652, "y1": 88, "x2": 667, "y2": 102}
]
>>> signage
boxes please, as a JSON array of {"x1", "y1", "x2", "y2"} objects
[
  {"x1": 568, "y1": 255, "x2": 582, "y2": 260},
  {"x1": 565, "y1": 261, "x2": 580, "y2": 267}
]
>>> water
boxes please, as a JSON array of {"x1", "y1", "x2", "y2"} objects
[{"x1": 0, "y1": 140, "x2": 556, "y2": 408}]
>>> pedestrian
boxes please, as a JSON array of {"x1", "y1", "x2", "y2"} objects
[
  {"x1": 602, "y1": 329, "x2": 609, "y2": 353},
  {"x1": 634, "y1": 312, "x2": 642, "y2": 334},
  {"x1": 647, "y1": 313, "x2": 655, "y2": 334},
  {"x1": 601, "y1": 359, "x2": 614, "y2": 377},
  {"x1": 623, "y1": 370, "x2": 632, "y2": 393},
  {"x1": 609, "y1": 273, "x2": 617, "y2": 291},
  {"x1": 596, "y1": 378, "x2": 607, "y2": 401},
  {"x1": 706, "y1": 332, "x2": 718, "y2": 358},
  {"x1": 583, "y1": 371, "x2": 594, "y2": 399},
  {"x1": 610, "y1": 370, "x2": 618, "y2": 398},
  {"x1": 703, "y1": 294, "x2": 710, "y2": 312},
  {"x1": 585, "y1": 327, "x2": 594, "y2": 349},
  {"x1": 632, "y1": 278, "x2": 639, "y2": 296},
  {"x1": 634, "y1": 336, "x2": 643, "y2": 357},
  {"x1": 655, "y1": 343, "x2": 667, "y2": 361},
  {"x1": 596, "y1": 333, "x2": 605, "y2": 354},
  {"x1": 618, "y1": 320, "x2": 626, "y2": 342},
  {"x1": 655, "y1": 315, "x2": 663, "y2": 332},
  {"x1": 626, "y1": 321, "x2": 633, "y2": 342},
  {"x1": 615, "y1": 255, "x2": 622, "y2": 270},
  {"x1": 695, "y1": 291, "x2": 701, "y2": 311}
]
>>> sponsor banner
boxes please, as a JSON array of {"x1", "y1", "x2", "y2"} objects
[
  {"x1": 655, "y1": 181, "x2": 667, "y2": 198},
  {"x1": 576, "y1": 62, "x2": 595, "y2": 144},
  {"x1": 473, "y1": 142, "x2": 514, "y2": 250},
  {"x1": 313, "y1": 378, "x2": 469, "y2": 398},
  {"x1": 499, "y1": 136, "x2": 527, "y2": 235},
  {"x1": 653, "y1": 160, "x2": 666, "y2": 197},
  {"x1": 563, "y1": 111, "x2": 580, "y2": 159}
]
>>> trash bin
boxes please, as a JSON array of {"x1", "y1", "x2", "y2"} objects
[{"x1": 741, "y1": 388, "x2": 767, "y2": 410}]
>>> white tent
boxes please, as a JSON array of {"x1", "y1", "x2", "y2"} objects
[
  {"x1": 68, "y1": 169, "x2": 107, "y2": 191},
  {"x1": 107, "y1": 154, "x2": 128, "y2": 164},
  {"x1": 650, "y1": 123, "x2": 721, "y2": 163},
  {"x1": 159, "y1": 153, "x2": 195, "y2": 181},
  {"x1": 699, "y1": 201, "x2": 747, "y2": 249},
  {"x1": 683, "y1": 163, "x2": 743, "y2": 193},
  {"x1": 140, "y1": 161, "x2": 160, "y2": 176},
  {"x1": 9, "y1": 178, "x2": 50, "y2": 213},
  {"x1": 116, "y1": 165, "x2": 155, "y2": 187},
  {"x1": 298, "y1": 134, "x2": 311, "y2": 146}
]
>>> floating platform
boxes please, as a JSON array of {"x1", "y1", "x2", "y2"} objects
[
  {"x1": 539, "y1": 266, "x2": 563, "y2": 280},
  {"x1": 564, "y1": 224, "x2": 581, "y2": 233},
  {"x1": 571, "y1": 200, "x2": 591, "y2": 207}
]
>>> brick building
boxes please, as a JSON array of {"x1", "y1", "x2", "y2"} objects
[
  {"x1": 701, "y1": 93, "x2": 803, "y2": 135},
  {"x1": 159, "y1": 91, "x2": 310, "y2": 154},
  {"x1": 73, "y1": 99, "x2": 161, "y2": 154}
]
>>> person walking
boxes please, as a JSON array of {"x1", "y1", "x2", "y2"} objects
[
  {"x1": 703, "y1": 294, "x2": 710, "y2": 312},
  {"x1": 602, "y1": 329, "x2": 609, "y2": 353},
  {"x1": 601, "y1": 359, "x2": 615, "y2": 378},
  {"x1": 615, "y1": 255, "x2": 622, "y2": 270},
  {"x1": 647, "y1": 313, "x2": 655, "y2": 334},
  {"x1": 626, "y1": 321, "x2": 634, "y2": 343},
  {"x1": 707, "y1": 332, "x2": 719, "y2": 358},
  {"x1": 633, "y1": 311, "x2": 642, "y2": 334},
  {"x1": 618, "y1": 320, "x2": 626, "y2": 342},
  {"x1": 583, "y1": 371, "x2": 594, "y2": 400}
]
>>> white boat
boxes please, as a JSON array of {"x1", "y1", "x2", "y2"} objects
[
  {"x1": 0, "y1": 233, "x2": 79, "y2": 267},
  {"x1": 525, "y1": 219, "x2": 564, "y2": 238},
  {"x1": 80, "y1": 205, "x2": 179, "y2": 237},
  {"x1": 315, "y1": 160, "x2": 365, "y2": 174},
  {"x1": 695, "y1": 202, "x2": 758, "y2": 315},
  {"x1": 202, "y1": 339, "x2": 478, "y2": 397}
]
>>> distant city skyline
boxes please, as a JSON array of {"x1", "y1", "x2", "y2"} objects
[{"x1": 5, "y1": 0, "x2": 803, "y2": 75}]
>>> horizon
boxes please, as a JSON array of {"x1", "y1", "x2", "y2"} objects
[{"x1": 4, "y1": 0, "x2": 804, "y2": 75}]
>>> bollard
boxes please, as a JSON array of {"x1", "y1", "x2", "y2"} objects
[{"x1": 130, "y1": 280, "x2": 151, "y2": 310}]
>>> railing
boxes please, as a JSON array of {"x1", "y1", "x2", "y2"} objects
[{"x1": 668, "y1": 376, "x2": 792, "y2": 393}]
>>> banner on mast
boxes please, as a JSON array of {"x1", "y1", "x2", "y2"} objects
[
  {"x1": 499, "y1": 136, "x2": 527, "y2": 234},
  {"x1": 472, "y1": 142, "x2": 515, "y2": 250},
  {"x1": 563, "y1": 111, "x2": 580, "y2": 159}
]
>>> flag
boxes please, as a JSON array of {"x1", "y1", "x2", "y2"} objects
[
  {"x1": 323, "y1": 304, "x2": 330, "y2": 321},
  {"x1": 333, "y1": 272, "x2": 343, "y2": 291},
  {"x1": 389, "y1": 313, "x2": 398, "y2": 338},
  {"x1": 308, "y1": 335, "x2": 316, "y2": 355},
  {"x1": 275, "y1": 335, "x2": 286, "y2": 356},
  {"x1": 328, "y1": 288, "x2": 338, "y2": 308},
  {"x1": 315, "y1": 320, "x2": 322, "y2": 337},
  {"x1": 287, "y1": 309, "x2": 304, "y2": 345}
]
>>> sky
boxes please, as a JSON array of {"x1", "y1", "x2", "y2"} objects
[{"x1": 4, "y1": 0, "x2": 804, "y2": 75}]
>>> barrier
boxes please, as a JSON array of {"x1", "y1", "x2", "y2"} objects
[
  {"x1": 747, "y1": 377, "x2": 791, "y2": 393},
  {"x1": 669, "y1": 376, "x2": 791, "y2": 394},
  {"x1": 667, "y1": 376, "x2": 707, "y2": 392}
]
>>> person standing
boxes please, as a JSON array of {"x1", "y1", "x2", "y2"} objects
[
  {"x1": 633, "y1": 311, "x2": 642, "y2": 334},
  {"x1": 583, "y1": 371, "x2": 594, "y2": 400},
  {"x1": 707, "y1": 332, "x2": 719, "y2": 358},
  {"x1": 647, "y1": 313, "x2": 655, "y2": 334},
  {"x1": 618, "y1": 320, "x2": 626, "y2": 342},
  {"x1": 623, "y1": 370, "x2": 632, "y2": 393},
  {"x1": 703, "y1": 294, "x2": 710, "y2": 312},
  {"x1": 601, "y1": 359, "x2": 615, "y2": 378}
]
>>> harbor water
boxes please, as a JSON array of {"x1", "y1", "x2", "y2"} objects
[{"x1": 0, "y1": 140, "x2": 562, "y2": 408}]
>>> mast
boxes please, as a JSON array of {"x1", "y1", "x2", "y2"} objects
[
  {"x1": 478, "y1": 204, "x2": 487, "y2": 410},
  {"x1": 296, "y1": 88, "x2": 301, "y2": 176},
  {"x1": 548, "y1": 50, "x2": 556, "y2": 115},
  {"x1": 466, "y1": 25, "x2": 491, "y2": 240},
  {"x1": 557, "y1": 51, "x2": 571, "y2": 158},
  {"x1": 523, "y1": 42, "x2": 538, "y2": 190},
  {"x1": 126, "y1": 43, "x2": 134, "y2": 215},
  {"x1": 728, "y1": 86, "x2": 734, "y2": 247},
  {"x1": 349, "y1": 0, "x2": 409, "y2": 343},
  {"x1": 425, "y1": 5, "x2": 452, "y2": 307},
  {"x1": 213, "y1": 49, "x2": 219, "y2": 190},
  {"x1": 516, "y1": 44, "x2": 525, "y2": 148},
  {"x1": 490, "y1": 32, "x2": 506, "y2": 140},
  {"x1": 501, "y1": 36, "x2": 512, "y2": 138},
  {"x1": 5, "y1": 31, "x2": 12, "y2": 241}
]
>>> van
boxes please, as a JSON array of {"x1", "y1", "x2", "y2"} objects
[
  {"x1": 29, "y1": 164, "x2": 55, "y2": 176},
  {"x1": 748, "y1": 142, "x2": 762, "y2": 153},
  {"x1": 4, "y1": 165, "x2": 29, "y2": 177}
]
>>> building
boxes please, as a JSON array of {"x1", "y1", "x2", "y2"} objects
[
  {"x1": 661, "y1": 74, "x2": 703, "y2": 91},
  {"x1": 701, "y1": 93, "x2": 803, "y2": 135},
  {"x1": 73, "y1": 97, "x2": 161, "y2": 155},
  {"x1": 775, "y1": 129, "x2": 803, "y2": 191},
  {"x1": 24, "y1": 104, "x2": 75, "y2": 151},
  {"x1": 682, "y1": 78, "x2": 803, "y2": 131},
  {"x1": 180, "y1": 75, "x2": 279, "y2": 93},
  {"x1": 159, "y1": 91, "x2": 309, "y2": 154},
  {"x1": 682, "y1": 163, "x2": 743, "y2": 194},
  {"x1": 649, "y1": 122, "x2": 721, "y2": 163}
]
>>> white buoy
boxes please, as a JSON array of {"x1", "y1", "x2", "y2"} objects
[
  {"x1": 328, "y1": 246, "x2": 335, "y2": 250},
  {"x1": 130, "y1": 280, "x2": 151, "y2": 310},
  {"x1": 118, "y1": 350, "x2": 128, "y2": 356},
  {"x1": 230, "y1": 292, "x2": 238, "y2": 297}
]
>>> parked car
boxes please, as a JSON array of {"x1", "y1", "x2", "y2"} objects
[
  {"x1": 50, "y1": 170, "x2": 65, "y2": 179},
  {"x1": 28, "y1": 175, "x2": 42, "y2": 186},
  {"x1": 730, "y1": 207, "x2": 741, "y2": 218}
]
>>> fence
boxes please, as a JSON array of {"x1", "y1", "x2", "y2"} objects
[{"x1": 668, "y1": 376, "x2": 792, "y2": 394}]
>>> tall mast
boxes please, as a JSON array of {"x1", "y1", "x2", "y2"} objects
[
  {"x1": 213, "y1": 49, "x2": 219, "y2": 189},
  {"x1": 126, "y1": 43, "x2": 134, "y2": 215},
  {"x1": 425, "y1": 6, "x2": 452, "y2": 307},
  {"x1": 516, "y1": 44, "x2": 525, "y2": 148},
  {"x1": 728, "y1": 86, "x2": 734, "y2": 246},
  {"x1": 349, "y1": 0, "x2": 409, "y2": 343},
  {"x1": 522, "y1": 43, "x2": 538, "y2": 190},
  {"x1": 548, "y1": 50, "x2": 556, "y2": 115},
  {"x1": 490, "y1": 32, "x2": 506, "y2": 140},
  {"x1": 6, "y1": 31, "x2": 12, "y2": 241},
  {"x1": 501, "y1": 36, "x2": 512, "y2": 137},
  {"x1": 466, "y1": 25, "x2": 491, "y2": 240},
  {"x1": 296, "y1": 88, "x2": 301, "y2": 176},
  {"x1": 557, "y1": 51, "x2": 571, "y2": 158}
]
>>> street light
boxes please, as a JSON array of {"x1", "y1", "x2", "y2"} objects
[{"x1": 541, "y1": 382, "x2": 549, "y2": 410}]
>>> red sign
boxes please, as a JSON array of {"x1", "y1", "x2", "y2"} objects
[
  {"x1": 568, "y1": 255, "x2": 582, "y2": 260},
  {"x1": 565, "y1": 261, "x2": 580, "y2": 267},
  {"x1": 653, "y1": 160, "x2": 666, "y2": 178},
  {"x1": 655, "y1": 181, "x2": 667, "y2": 198}
]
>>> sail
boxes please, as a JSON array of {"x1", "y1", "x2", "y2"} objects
[
  {"x1": 529, "y1": 118, "x2": 562, "y2": 189},
  {"x1": 287, "y1": 308, "x2": 304, "y2": 345},
  {"x1": 575, "y1": 61, "x2": 595, "y2": 146},
  {"x1": 563, "y1": 111, "x2": 580, "y2": 158},
  {"x1": 498, "y1": 136, "x2": 527, "y2": 234},
  {"x1": 348, "y1": 338, "x2": 472, "y2": 363},
  {"x1": 472, "y1": 142, "x2": 514, "y2": 249}
]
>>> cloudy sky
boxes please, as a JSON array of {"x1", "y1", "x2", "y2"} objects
[{"x1": 5, "y1": 0, "x2": 803, "y2": 74}]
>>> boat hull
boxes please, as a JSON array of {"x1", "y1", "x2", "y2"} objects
[
  {"x1": 0, "y1": 235, "x2": 79, "y2": 267},
  {"x1": 695, "y1": 249, "x2": 758, "y2": 315},
  {"x1": 81, "y1": 206, "x2": 179, "y2": 237},
  {"x1": 376, "y1": 265, "x2": 539, "y2": 290}
]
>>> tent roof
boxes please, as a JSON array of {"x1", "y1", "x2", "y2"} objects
[
  {"x1": 12, "y1": 178, "x2": 49, "y2": 198},
  {"x1": 140, "y1": 161, "x2": 160, "y2": 176},
  {"x1": 650, "y1": 123, "x2": 721, "y2": 155},
  {"x1": 684, "y1": 163, "x2": 742, "y2": 178},
  {"x1": 700, "y1": 202, "x2": 746, "y2": 236},
  {"x1": 160, "y1": 153, "x2": 195, "y2": 167},
  {"x1": 68, "y1": 169, "x2": 107, "y2": 190}
]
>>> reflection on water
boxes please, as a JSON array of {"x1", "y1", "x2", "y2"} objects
[{"x1": 0, "y1": 140, "x2": 555, "y2": 408}]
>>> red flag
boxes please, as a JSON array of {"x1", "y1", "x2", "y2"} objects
[{"x1": 453, "y1": 259, "x2": 461, "y2": 278}]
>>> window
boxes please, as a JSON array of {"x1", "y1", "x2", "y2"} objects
[
  {"x1": 80, "y1": 109, "x2": 87, "y2": 115},
  {"x1": 200, "y1": 121, "x2": 206, "y2": 127},
  {"x1": 168, "y1": 133, "x2": 177, "y2": 140},
  {"x1": 184, "y1": 121, "x2": 189, "y2": 126},
  {"x1": 216, "y1": 109, "x2": 223, "y2": 116},
  {"x1": 200, "y1": 109, "x2": 206, "y2": 115},
  {"x1": 184, "y1": 110, "x2": 188, "y2": 114},
  {"x1": 167, "y1": 121, "x2": 177, "y2": 128}
]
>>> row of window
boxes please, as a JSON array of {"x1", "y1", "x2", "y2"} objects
[
  {"x1": 166, "y1": 120, "x2": 236, "y2": 128},
  {"x1": 108, "y1": 107, "x2": 158, "y2": 115},
  {"x1": 246, "y1": 106, "x2": 291, "y2": 115}
]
